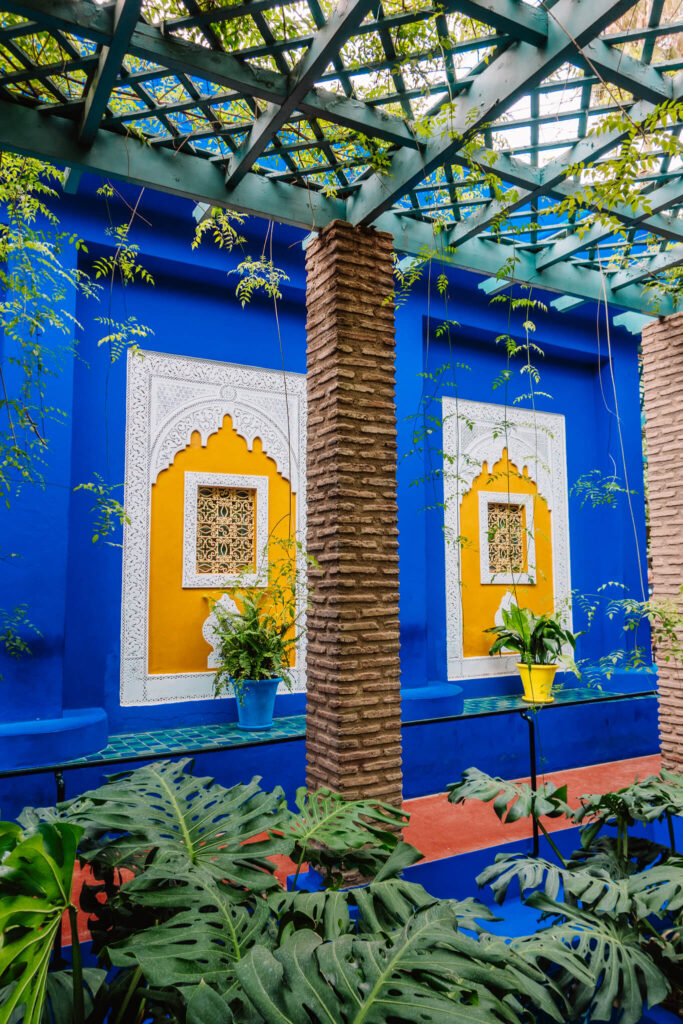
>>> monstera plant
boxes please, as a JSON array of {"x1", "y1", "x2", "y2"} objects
[{"x1": 0, "y1": 758, "x2": 681, "y2": 1024}]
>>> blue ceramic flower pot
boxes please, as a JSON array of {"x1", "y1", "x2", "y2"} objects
[{"x1": 236, "y1": 678, "x2": 281, "y2": 730}]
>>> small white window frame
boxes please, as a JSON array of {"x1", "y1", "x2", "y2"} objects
[
  {"x1": 182, "y1": 471, "x2": 269, "y2": 589},
  {"x1": 478, "y1": 491, "x2": 536, "y2": 586}
]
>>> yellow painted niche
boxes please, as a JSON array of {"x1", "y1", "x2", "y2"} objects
[
  {"x1": 460, "y1": 450, "x2": 554, "y2": 659},
  {"x1": 148, "y1": 415, "x2": 296, "y2": 675}
]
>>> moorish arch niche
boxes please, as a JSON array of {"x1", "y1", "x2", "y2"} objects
[
  {"x1": 121, "y1": 350, "x2": 307, "y2": 706},
  {"x1": 442, "y1": 398, "x2": 571, "y2": 681}
]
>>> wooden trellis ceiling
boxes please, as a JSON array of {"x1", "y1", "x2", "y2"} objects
[{"x1": 0, "y1": 0, "x2": 682, "y2": 314}]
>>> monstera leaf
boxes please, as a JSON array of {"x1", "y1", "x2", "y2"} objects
[
  {"x1": 0, "y1": 821, "x2": 83, "y2": 1024},
  {"x1": 1, "y1": 970, "x2": 106, "y2": 1024},
  {"x1": 569, "y1": 835, "x2": 670, "y2": 876},
  {"x1": 106, "y1": 865, "x2": 276, "y2": 993},
  {"x1": 65, "y1": 759, "x2": 287, "y2": 892},
  {"x1": 448, "y1": 768, "x2": 572, "y2": 823},
  {"x1": 574, "y1": 769, "x2": 683, "y2": 836},
  {"x1": 270, "y1": 876, "x2": 497, "y2": 943},
  {"x1": 478, "y1": 852, "x2": 632, "y2": 910},
  {"x1": 515, "y1": 893, "x2": 671, "y2": 1024},
  {"x1": 269, "y1": 842, "x2": 432, "y2": 942},
  {"x1": 272, "y1": 786, "x2": 411, "y2": 884},
  {"x1": 625, "y1": 860, "x2": 683, "y2": 919},
  {"x1": 269, "y1": 889, "x2": 353, "y2": 941},
  {"x1": 572, "y1": 769, "x2": 683, "y2": 857},
  {"x1": 186, "y1": 902, "x2": 574, "y2": 1024}
]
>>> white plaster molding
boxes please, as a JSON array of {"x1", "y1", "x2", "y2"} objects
[
  {"x1": 202, "y1": 593, "x2": 239, "y2": 670},
  {"x1": 182, "y1": 472, "x2": 269, "y2": 589},
  {"x1": 121, "y1": 350, "x2": 307, "y2": 705},
  {"x1": 443, "y1": 398, "x2": 571, "y2": 681},
  {"x1": 494, "y1": 589, "x2": 517, "y2": 627},
  {"x1": 478, "y1": 491, "x2": 536, "y2": 586}
]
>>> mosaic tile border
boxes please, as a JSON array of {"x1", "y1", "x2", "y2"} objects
[{"x1": 57, "y1": 686, "x2": 639, "y2": 768}]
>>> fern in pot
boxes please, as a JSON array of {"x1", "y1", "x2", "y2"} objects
[
  {"x1": 210, "y1": 540, "x2": 312, "y2": 730},
  {"x1": 485, "y1": 604, "x2": 580, "y2": 704}
]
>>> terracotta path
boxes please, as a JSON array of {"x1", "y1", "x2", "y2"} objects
[{"x1": 402, "y1": 754, "x2": 662, "y2": 862}]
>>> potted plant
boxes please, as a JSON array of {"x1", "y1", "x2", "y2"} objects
[
  {"x1": 210, "y1": 540, "x2": 312, "y2": 730},
  {"x1": 485, "y1": 604, "x2": 580, "y2": 704}
]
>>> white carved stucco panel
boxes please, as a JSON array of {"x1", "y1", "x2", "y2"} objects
[
  {"x1": 121, "y1": 350, "x2": 307, "y2": 705},
  {"x1": 442, "y1": 398, "x2": 571, "y2": 681}
]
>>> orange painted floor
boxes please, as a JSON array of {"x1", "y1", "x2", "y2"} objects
[{"x1": 402, "y1": 754, "x2": 662, "y2": 863}]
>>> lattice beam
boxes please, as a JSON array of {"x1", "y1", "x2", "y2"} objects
[
  {"x1": 79, "y1": 0, "x2": 141, "y2": 145},
  {"x1": 536, "y1": 178, "x2": 683, "y2": 271},
  {"x1": 225, "y1": 0, "x2": 376, "y2": 188},
  {"x1": 441, "y1": 0, "x2": 547, "y2": 47},
  {"x1": 2, "y1": 0, "x2": 682, "y2": 312},
  {"x1": 611, "y1": 245, "x2": 683, "y2": 291},
  {"x1": 346, "y1": 0, "x2": 637, "y2": 225},
  {"x1": 579, "y1": 38, "x2": 672, "y2": 105}
]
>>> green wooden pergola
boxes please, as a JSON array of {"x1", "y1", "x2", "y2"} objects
[{"x1": 0, "y1": 0, "x2": 682, "y2": 314}]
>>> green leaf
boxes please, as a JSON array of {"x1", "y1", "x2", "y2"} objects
[
  {"x1": 0, "y1": 969, "x2": 106, "y2": 1024},
  {"x1": 273, "y1": 787, "x2": 410, "y2": 883},
  {"x1": 186, "y1": 983, "x2": 235, "y2": 1024},
  {"x1": 107, "y1": 865, "x2": 276, "y2": 993},
  {"x1": 268, "y1": 889, "x2": 353, "y2": 941},
  {"x1": 573, "y1": 770, "x2": 683, "y2": 842},
  {"x1": 65, "y1": 759, "x2": 287, "y2": 891},
  {"x1": 277, "y1": 787, "x2": 407, "y2": 853},
  {"x1": 448, "y1": 768, "x2": 571, "y2": 823},
  {"x1": 0, "y1": 822, "x2": 83, "y2": 1024},
  {"x1": 228, "y1": 903, "x2": 568, "y2": 1024},
  {"x1": 518, "y1": 894, "x2": 670, "y2": 1024}
]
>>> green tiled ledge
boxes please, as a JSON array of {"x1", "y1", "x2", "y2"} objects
[
  {"x1": 58, "y1": 686, "x2": 638, "y2": 768},
  {"x1": 67, "y1": 714, "x2": 307, "y2": 765},
  {"x1": 461, "y1": 686, "x2": 625, "y2": 715}
]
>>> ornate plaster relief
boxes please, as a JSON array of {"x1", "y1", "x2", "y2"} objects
[
  {"x1": 202, "y1": 593, "x2": 239, "y2": 670},
  {"x1": 121, "y1": 350, "x2": 307, "y2": 705},
  {"x1": 442, "y1": 398, "x2": 571, "y2": 681}
]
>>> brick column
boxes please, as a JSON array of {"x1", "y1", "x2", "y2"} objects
[
  {"x1": 642, "y1": 313, "x2": 683, "y2": 769},
  {"x1": 304, "y1": 220, "x2": 402, "y2": 804}
]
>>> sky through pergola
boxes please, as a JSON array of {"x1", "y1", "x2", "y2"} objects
[{"x1": 1, "y1": 0, "x2": 683, "y2": 314}]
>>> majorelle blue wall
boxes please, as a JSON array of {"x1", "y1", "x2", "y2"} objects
[{"x1": 0, "y1": 178, "x2": 658, "y2": 815}]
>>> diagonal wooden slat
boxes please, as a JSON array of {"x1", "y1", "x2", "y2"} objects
[
  {"x1": 610, "y1": 245, "x2": 683, "y2": 291},
  {"x1": 346, "y1": 0, "x2": 638, "y2": 226},
  {"x1": 0, "y1": 0, "x2": 681, "y2": 310},
  {"x1": 440, "y1": 0, "x2": 547, "y2": 46},
  {"x1": 536, "y1": 177, "x2": 683, "y2": 270},
  {"x1": 80, "y1": 0, "x2": 141, "y2": 145},
  {"x1": 577, "y1": 37, "x2": 672, "y2": 105},
  {"x1": 224, "y1": 0, "x2": 375, "y2": 187}
]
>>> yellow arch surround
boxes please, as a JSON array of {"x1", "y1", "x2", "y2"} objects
[
  {"x1": 460, "y1": 450, "x2": 554, "y2": 659},
  {"x1": 148, "y1": 415, "x2": 295, "y2": 675}
]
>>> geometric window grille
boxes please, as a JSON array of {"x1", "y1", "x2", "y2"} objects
[
  {"x1": 487, "y1": 502, "x2": 525, "y2": 576},
  {"x1": 196, "y1": 486, "x2": 255, "y2": 574}
]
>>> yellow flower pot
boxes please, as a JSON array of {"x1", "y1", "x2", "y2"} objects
[{"x1": 517, "y1": 663, "x2": 558, "y2": 704}]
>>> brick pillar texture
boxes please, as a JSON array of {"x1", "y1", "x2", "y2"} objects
[
  {"x1": 304, "y1": 220, "x2": 402, "y2": 805},
  {"x1": 642, "y1": 313, "x2": 683, "y2": 769}
]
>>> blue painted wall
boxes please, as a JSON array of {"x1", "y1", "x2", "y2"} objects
[{"x1": 0, "y1": 177, "x2": 658, "y2": 811}]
